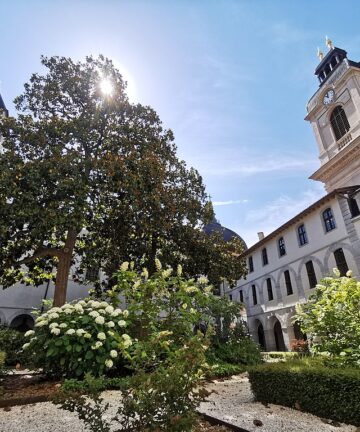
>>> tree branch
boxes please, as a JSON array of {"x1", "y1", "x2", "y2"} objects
[{"x1": 15, "y1": 247, "x2": 61, "y2": 266}]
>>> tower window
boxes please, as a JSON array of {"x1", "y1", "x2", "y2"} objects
[
  {"x1": 262, "y1": 248, "x2": 268, "y2": 266},
  {"x1": 284, "y1": 270, "x2": 293, "y2": 295},
  {"x1": 330, "y1": 106, "x2": 350, "y2": 140},
  {"x1": 349, "y1": 197, "x2": 360, "y2": 218},
  {"x1": 252, "y1": 285, "x2": 257, "y2": 305},
  {"x1": 305, "y1": 260, "x2": 317, "y2": 288},
  {"x1": 298, "y1": 224, "x2": 308, "y2": 246},
  {"x1": 323, "y1": 208, "x2": 336, "y2": 232},
  {"x1": 266, "y1": 278, "x2": 274, "y2": 301},
  {"x1": 334, "y1": 248, "x2": 349, "y2": 276},
  {"x1": 278, "y1": 237, "x2": 286, "y2": 257},
  {"x1": 239, "y1": 290, "x2": 244, "y2": 303},
  {"x1": 248, "y1": 256, "x2": 254, "y2": 272}
]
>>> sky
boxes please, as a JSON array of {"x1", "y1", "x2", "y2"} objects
[{"x1": 1, "y1": 0, "x2": 360, "y2": 246}]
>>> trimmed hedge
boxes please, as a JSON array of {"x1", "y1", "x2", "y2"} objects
[
  {"x1": 261, "y1": 352, "x2": 308, "y2": 361},
  {"x1": 249, "y1": 360, "x2": 360, "y2": 426},
  {"x1": 0, "y1": 351, "x2": 5, "y2": 373},
  {"x1": 207, "y1": 362, "x2": 246, "y2": 378},
  {"x1": 62, "y1": 376, "x2": 130, "y2": 393}
]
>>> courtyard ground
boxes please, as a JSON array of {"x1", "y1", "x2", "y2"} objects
[{"x1": 0, "y1": 374, "x2": 357, "y2": 432}]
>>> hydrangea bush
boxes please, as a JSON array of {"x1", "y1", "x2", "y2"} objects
[{"x1": 23, "y1": 299, "x2": 132, "y2": 377}]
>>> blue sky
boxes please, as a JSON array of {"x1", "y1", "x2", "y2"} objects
[{"x1": 1, "y1": 0, "x2": 360, "y2": 246}]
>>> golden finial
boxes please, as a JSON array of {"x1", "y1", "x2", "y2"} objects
[
  {"x1": 317, "y1": 47, "x2": 324, "y2": 61},
  {"x1": 325, "y1": 35, "x2": 334, "y2": 50}
]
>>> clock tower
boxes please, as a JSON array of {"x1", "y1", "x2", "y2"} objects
[{"x1": 305, "y1": 39, "x2": 360, "y2": 192}]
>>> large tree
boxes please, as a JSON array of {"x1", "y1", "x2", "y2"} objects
[{"x1": 0, "y1": 55, "x2": 246, "y2": 306}]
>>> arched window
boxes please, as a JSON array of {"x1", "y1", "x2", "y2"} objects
[
  {"x1": 330, "y1": 106, "x2": 350, "y2": 140},
  {"x1": 323, "y1": 208, "x2": 336, "y2": 232}
]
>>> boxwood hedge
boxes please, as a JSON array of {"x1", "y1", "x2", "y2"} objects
[{"x1": 248, "y1": 359, "x2": 360, "y2": 426}]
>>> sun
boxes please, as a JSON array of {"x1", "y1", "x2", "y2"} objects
[{"x1": 100, "y1": 78, "x2": 113, "y2": 96}]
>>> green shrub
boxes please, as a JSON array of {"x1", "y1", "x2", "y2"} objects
[
  {"x1": 249, "y1": 359, "x2": 360, "y2": 426},
  {"x1": 0, "y1": 351, "x2": 6, "y2": 373},
  {"x1": 207, "y1": 361, "x2": 245, "y2": 378},
  {"x1": 261, "y1": 351, "x2": 307, "y2": 361},
  {"x1": 23, "y1": 299, "x2": 133, "y2": 377},
  {"x1": 62, "y1": 375, "x2": 130, "y2": 393},
  {"x1": 0, "y1": 326, "x2": 29, "y2": 366}
]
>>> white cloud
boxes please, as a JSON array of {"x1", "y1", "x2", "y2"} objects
[
  {"x1": 213, "y1": 199, "x2": 248, "y2": 206},
  {"x1": 199, "y1": 153, "x2": 318, "y2": 177},
  {"x1": 237, "y1": 184, "x2": 325, "y2": 247}
]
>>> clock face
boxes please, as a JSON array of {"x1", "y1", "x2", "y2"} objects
[{"x1": 323, "y1": 89, "x2": 335, "y2": 105}]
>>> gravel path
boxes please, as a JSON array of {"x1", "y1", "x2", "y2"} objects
[
  {"x1": 199, "y1": 375, "x2": 358, "y2": 432},
  {"x1": 0, "y1": 375, "x2": 358, "y2": 432}
]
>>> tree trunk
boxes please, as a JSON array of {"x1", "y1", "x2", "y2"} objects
[{"x1": 53, "y1": 228, "x2": 78, "y2": 306}]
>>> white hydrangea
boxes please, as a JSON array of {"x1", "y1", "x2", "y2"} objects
[
  {"x1": 48, "y1": 312, "x2": 59, "y2": 320},
  {"x1": 133, "y1": 280, "x2": 141, "y2": 289},
  {"x1": 346, "y1": 270, "x2": 353, "y2": 277},
  {"x1": 92, "y1": 301, "x2": 101, "y2": 308},
  {"x1": 63, "y1": 308, "x2": 73, "y2": 315},
  {"x1": 84, "y1": 333, "x2": 92, "y2": 339},
  {"x1": 59, "y1": 323, "x2": 68, "y2": 329},
  {"x1": 61, "y1": 304, "x2": 73, "y2": 310},
  {"x1": 51, "y1": 328, "x2": 61, "y2": 336},
  {"x1": 74, "y1": 304, "x2": 84, "y2": 313},
  {"x1": 333, "y1": 268, "x2": 341, "y2": 277},
  {"x1": 99, "y1": 301, "x2": 108, "y2": 308},
  {"x1": 24, "y1": 330, "x2": 35, "y2": 338},
  {"x1": 66, "y1": 329, "x2": 76, "y2": 335},
  {"x1": 91, "y1": 341, "x2": 103, "y2": 350},
  {"x1": 185, "y1": 286, "x2": 198, "y2": 293},
  {"x1": 49, "y1": 307, "x2": 62, "y2": 313},
  {"x1": 95, "y1": 316, "x2": 105, "y2": 325},
  {"x1": 177, "y1": 264, "x2": 182, "y2": 276},
  {"x1": 106, "y1": 321, "x2": 115, "y2": 328},
  {"x1": 110, "y1": 350, "x2": 118, "y2": 358},
  {"x1": 89, "y1": 310, "x2": 100, "y2": 318},
  {"x1": 123, "y1": 310, "x2": 129, "y2": 318},
  {"x1": 78, "y1": 300, "x2": 86, "y2": 306},
  {"x1": 22, "y1": 343, "x2": 30, "y2": 350},
  {"x1": 35, "y1": 320, "x2": 48, "y2": 327},
  {"x1": 118, "y1": 320, "x2": 127, "y2": 327},
  {"x1": 49, "y1": 322, "x2": 59, "y2": 329},
  {"x1": 111, "y1": 309, "x2": 122, "y2": 317},
  {"x1": 123, "y1": 339, "x2": 132, "y2": 349},
  {"x1": 122, "y1": 334, "x2": 131, "y2": 341},
  {"x1": 120, "y1": 261, "x2": 129, "y2": 272},
  {"x1": 105, "y1": 305, "x2": 114, "y2": 314},
  {"x1": 162, "y1": 268, "x2": 173, "y2": 278},
  {"x1": 107, "y1": 331, "x2": 115, "y2": 337},
  {"x1": 97, "y1": 332, "x2": 106, "y2": 340},
  {"x1": 142, "y1": 268, "x2": 149, "y2": 280},
  {"x1": 105, "y1": 359, "x2": 113, "y2": 368},
  {"x1": 98, "y1": 309, "x2": 106, "y2": 315},
  {"x1": 76, "y1": 329, "x2": 86, "y2": 337},
  {"x1": 190, "y1": 308, "x2": 196, "y2": 314}
]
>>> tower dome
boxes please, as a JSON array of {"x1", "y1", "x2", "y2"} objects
[{"x1": 203, "y1": 218, "x2": 247, "y2": 250}]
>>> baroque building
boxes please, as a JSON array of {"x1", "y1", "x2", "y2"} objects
[{"x1": 223, "y1": 39, "x2": 360, "y2": 351}]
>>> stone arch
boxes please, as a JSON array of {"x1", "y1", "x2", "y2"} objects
[
  {"x1": 9, "y1": 313, "x2": 34, "y2": 332},
  {"x1": 248, "y1": 316, "x2": 267, "y2": 350},
  {"x1": 323, "y1": 242, "x2": 358, "y2": 274},
  {"x1": 297, "y1": 255, "x2": 326, "y2": 279},
  {"x1": 276, "y1": 266, "x2": 300, "y2": 298},
  {"x1": 245, "y1": 282, "x2": 263, "y2": 307},
  {"x1": 0, "y1": 309, "x2": 6, "y2": 326},
  {"x1": 268, "y1": 315, "x2": 286, "y2": 351}
]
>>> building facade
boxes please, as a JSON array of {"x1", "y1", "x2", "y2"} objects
[{"x1": 224, "y1": 40, "x2": 360, "y2": 351}]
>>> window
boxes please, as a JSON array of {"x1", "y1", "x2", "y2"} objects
[
  {"x1": 239, "y1": 290, "x2": 244, "y2": 303},
  {"x1": 262, "y1": 248, "x2": 268, "y2": 266},
  {"x1": 252, "y1": 285, "x2": 257, "y2": 305},
  {"x1": 334, "y1": 248, "x2": 349, "y2": 276},
  {"x1": 323, "y1": 208, "x2": 336, "y2": 232},
  {"x1": 248, "y1": 256, "x2": 254, "y2": 272},
  {"x1": 298, "y1": 224, "x2": 308, "y2": 246},
  {"x1": 86, "y1": 267, "x2": 99, "y2": 282},
  {"x1": 349, "y1": 197, "x2": 360, "y2": 218},
  {"x1": 284, "y1": 270, "x2": 293, "y2": 295},
  {"x1": 305, "y1": 260, "x2": 317, "y2": 288},
  {"x1": 278, "y1": 237, "x2": 286, "y2": 256},
  {"x1": 330, "y1": 105, "x2": 350, "y2": 140},
  {"x1": 266, "y1": 278, "x2": 273, "y2": 301},
  {"x1": 229, "y1": 294, "x2": 232, "y2": 301}
]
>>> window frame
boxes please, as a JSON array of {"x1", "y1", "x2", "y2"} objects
[
  {"x1": 322, "y1": 207, "x2": 336, "y2": 233},
  {"x1": 333, "y1": 248, "x2": 349, "y2": 276},
  {"x1": 262, "y1": 248, "x2": 268, "y2": 266},
  {"x1": 284, "y1": 270, "x2": 293, "y2": 295},
  {"x1": 239, "y1": 289, "x2": 244, "y2": 303},
  {"x1": 330, "y1": 105, "x2": 350, "y2": 141},
  {"x1": 248, "y1": 256, "x2": 254, "y2": 273},
  {"x1": 305, "y1": 260, "x2": 317, "y2": 289},
  {"x1": 252, "y1": 284, "x2": 258, "y2": 306},
  {"x1": 278, "y1": 237, "x2": 286, "y2": 257},
  {"x1": 297, "y1": 224, "x2": 308, "y2": 246},
  {"x1": 266, "y1": 278, "x2": 274, "y2": 301}
]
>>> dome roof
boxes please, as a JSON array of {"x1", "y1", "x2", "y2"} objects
[{"x1": 203, "y1": 219, "x2": 247, "y2": 250}]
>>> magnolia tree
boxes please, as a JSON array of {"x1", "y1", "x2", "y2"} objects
[
  {"x1": 295, "y1": 268, "x2": 360, "y2": 365},
  {"x1": 0, "y1": 55, "x2": 246, "y2": 306}
]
